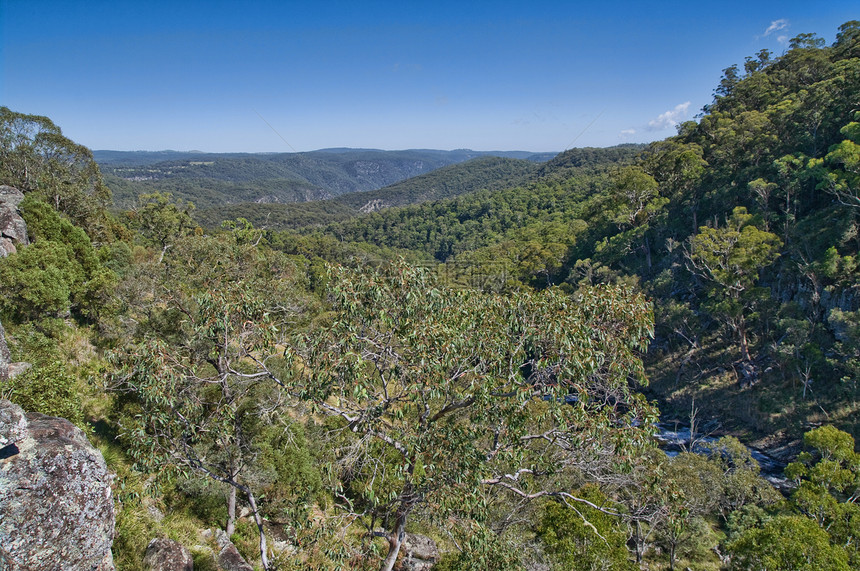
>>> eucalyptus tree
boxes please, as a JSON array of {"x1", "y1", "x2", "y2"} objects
[
  {"x1": 0, "y1": 106, "x2": 112, "y2": 239},
  {"x1": 685, "y1": 207, "x2": 782, "y2": 382},
  {"x1": 125, "y1": 191, "x2": 197, "y2": 263},
  {"x1": 287, "y1": 260, "x2": 657, "y2": 570},
  {"x1": 601, "y1": 165, "x2": 668, "y2": 270},
  {"x1": 814, "y1": 115, "x2": 860, "y2": 210},
  {"x1": 784, "y1": 426, "x2": 860, "y2": 566},
  {"x1": 111, "y1": 226, "x2": 312, "y2": 570}
]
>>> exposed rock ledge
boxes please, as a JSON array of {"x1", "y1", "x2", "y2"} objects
[
  {"x1": 0, "y1": 399, "x2": 115, "y2": 571},
  {"x1": 0, "y1": 185, "x2": 29, "y2": 257}
]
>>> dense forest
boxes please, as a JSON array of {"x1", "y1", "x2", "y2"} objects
[
  {"x1": 1, "y1": 22, "x2": 859, "y2": 571},
  {"x1": 101, "y1": 148, "x2": 555, "y2": 211}
]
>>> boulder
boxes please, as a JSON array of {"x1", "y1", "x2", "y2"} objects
[
  {"x1": 0, "y1": 399, "x2": 115, "y2": 571},
  {"x1": 202, "y1": 528, "x2": 253, "y2": 571},
  {"x1": 143, "y1": 538, "x2": 193, "y2": 571},
  {"x1": 400, "y1": 533, "x2": 440, "y2": 571},
  {"x1": 0, "y1": 185, "x2": 25, "y2": 208},
  {"x1": 0, "y1": 185, "x2": 29, "y2": 257}
]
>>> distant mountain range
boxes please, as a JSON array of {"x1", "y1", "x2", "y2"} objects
[
  {"x1": 188, "y1": 145, "x2": 646, "y2": 231},
  {"x1": 95, "y1": 148, "x2": 557, "y2": 210}
]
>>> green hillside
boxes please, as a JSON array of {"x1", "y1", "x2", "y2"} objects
[
  {"x1": 193, "y1": 155, "x2": 547, "y2": 229},
  {"x1": 98, "y1": 148, "x2": 555, "y2": 210},
  {"x1": 288, "y1": 26, "x2": 860, "y2": 445}
]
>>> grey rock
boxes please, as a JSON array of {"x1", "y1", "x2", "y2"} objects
[
  {"x1": 401, "y1": 533, "x2": 439, "y2": 571},
  {"x1": 0, "y1": 397, "x2": 27, "y2": 448},
  {"x1": 0, "y1": 185, "x2": 28, "y2": 258},
  {"x1": 203, "y1": 528, "x2": 253, "y2": 571},
  {"x1": 6, "y1": 361, "x2": 31, "y2": 378},
  {"x1": 144, "y1": 538, "x2": 193, "y2": 571},
  {"x1": 0, "y1": 186, "x2": 25, "y2": 208},
  {"x1": 143, "y1": 496, "x2": 166, "y2": 523},
  {"x1": 146, "y1": 503, "x2": 166, "y2": 524},
  {"x1": 0, "y1": 400, "x2": 115, "y2": 571}
]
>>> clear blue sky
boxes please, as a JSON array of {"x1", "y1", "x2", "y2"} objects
[{"x1": 1, "y1": 1, "x2": 856, "y2": 153}]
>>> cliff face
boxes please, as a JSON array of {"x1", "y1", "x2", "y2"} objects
[
  {"x1": 0, "y1": 185, "x2": 29, "y2": 257},
  {"x1": 0, "y1": 399, "x2": 115, "y2": 571}
]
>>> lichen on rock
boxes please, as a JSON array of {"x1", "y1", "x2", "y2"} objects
[{"x1": 0, "y1": 399, "x2": 116, "y2": 571}]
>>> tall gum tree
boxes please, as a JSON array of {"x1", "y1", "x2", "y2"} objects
[
  {"x1": 685, "y1": 207, "x2": 782, "y2": 383},
  {"x1": 287, "y1": 261, "x2": 657, "y2": 570},
  {"x1": 0, "y1": 106, "x2": 112, "y2": 240}
]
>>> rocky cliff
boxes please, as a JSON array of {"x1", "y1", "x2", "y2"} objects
[
  {"x1": 0, "y1": 400, "x2": 115, "y2": 570},
  {"x1": 0, "y1": 185, "x2": 29, "y2": 257}
]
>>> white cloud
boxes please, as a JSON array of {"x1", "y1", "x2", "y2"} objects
[
  {"x1": 619, "y1": 128, "x2": 637, "y2": 139},
  {"x1": 647, "y1": 101, "x2": 691, "y2": 131},
  {"x1": 764, "y1": 19, "x2": 789, "y2": 37},
  {"x1": 777, "y1": 35, "x2": 789, "y2": 45}
]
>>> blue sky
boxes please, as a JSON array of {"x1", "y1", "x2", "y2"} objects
[{"x1": 1, "y1": 1, "x2": 856, "y2": 152}]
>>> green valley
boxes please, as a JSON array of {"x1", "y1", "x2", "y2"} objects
[{"x1": 1, "y1": 20, "x2": 859, "y2": 571}]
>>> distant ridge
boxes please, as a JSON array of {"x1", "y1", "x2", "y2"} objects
[
  {"x1": 97, "y1": 148, "x2": 557, "y2": 209},
  {"x1": 191, "y1": 144, "x2": 641, "y2": 230}
]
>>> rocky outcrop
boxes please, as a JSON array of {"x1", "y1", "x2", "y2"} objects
[
  {"x1": 0, "y1": 185, "x2": 29, "y2": 257},
  {"x1": 399, "y1": 533, "x2": 439, "y2": 571},
  {"x1": 358, "y1": 198, "x2": 390, "y2": 214},
  {"x1": 143, "y1": 538, "x2": 193, "y2": 571},
  {"x1": 0, "y1": 399, "x2": 115, "y2": 571},
  {"x1": 202, "y1": 528, "x2": 253, "y2": 571}
]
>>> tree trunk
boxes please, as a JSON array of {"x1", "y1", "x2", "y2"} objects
[
  {"x1": 644, "y1": 234, "x2": 652, "y2": 269},
  {"x1": 669, "y1": 540, "x2": 676, "y2": 570},
  {"x1": 692, "y1": 203, "x2": 698, "y2": 233},
  {"x1": 738, "y1": 319, "x2": 752, "y2": 365},
  {"x1": 380, "y1": 511, "x2": 408, "y2": 571},
  {"x1": 633, "y1": 520, "x2": 644, "y2": 563},
  {"x1": 246, "y1": 490, "x2": 270, "y2": 571},
  {"x1": 226, "y1": 485, "x2": 237, "y2": 537}
]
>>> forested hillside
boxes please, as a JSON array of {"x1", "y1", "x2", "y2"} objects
[
  {"x1": 100, "y1": 148, "x2": 555, "y2": 210},
  {"x1": 284, "y1": 25, "x2": 860, "y2": 448},
  {"x1": 192, "y1": 155, "x2": 545, "y2": 230},
  {"x1": 1, "y1": 21, "x2": 859, "y2": 571}
]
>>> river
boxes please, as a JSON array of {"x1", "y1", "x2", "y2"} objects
[{"x1": 654, "y1": 422, "x2": 793, "y2": 492}]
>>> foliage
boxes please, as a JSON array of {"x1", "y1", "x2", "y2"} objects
[
  {"x1": 784, "y1": 426, "x2": 860, "y2": 566},
  {"x1": 811, "y1": 114, "x2": 860, "y2": 209},
  {"x1": 4, "y1": 22, "x2": 860, "y2": 570},
  {"x1": 288, "y1": 260, "x2": 656, "y2": 568},
  {"x1": 0, "y1": 361, "x2": 86, "y2": 428},
  {"x1": 727, "y1": 515, "x2": 850, "y2": 570},
  {"x1": 434, "y1": 521, "x2": 522, "y2": 571},
  {"x1": 685, "y1": 206, "x2": 782, "y2": 367},
  {"x1": 262, "y1": 24, "x2": 860, "y2": 438},
  {"x1": 536, "y1": 486, "x2": 635, "y2": 570},
  {"x1": 123, "y1": 192, "x2": 197, "y2": 259},
  {"x1": 0, "y1": 196, "x2": 118, "y2": 321},
  {"x1": 109, "y1": 229, "x2": 313, "y2": 570}
]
